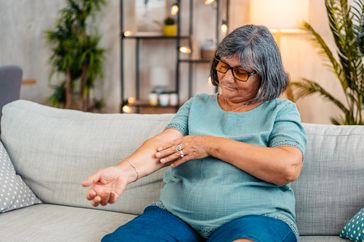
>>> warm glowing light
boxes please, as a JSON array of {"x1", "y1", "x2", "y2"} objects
[
  {"x1": 205, "y1": 0, "x2": 215, "y2": 5},
  {"x1": 123, "y1": 31, "x2": 132, "y2": 37},
  {"x1": 128, "y1": 97, "x2": 136, "y2": 105},
  {"x1": 122, "y1": 105, "x2": 133, "y2": 113},
  {"x1": 208, "y1": 76, "x2": 213, "y2": 85},
  {"x1": 179, "y1": 46, "x2": 192, "y2": 54},
  {"x1": 171, "y1": 3, "x2": 179, "y2": 16},
  {"x1": 249, "y1": 0, "x2": 308, "y2": 31},
  {"x1": 221, "y1": 23, "x2": 228, "y2": 34}
]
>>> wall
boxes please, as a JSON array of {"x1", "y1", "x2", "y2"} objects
[
  {"x1": 0, "y1": 0, "x2": 123, "y2": 112},
  {"x1": 0, "y1": 0, "x2": 349, "y2": 123},
  {"x1": 280, "y1": 0, "x2": 345, "y2": 124},
  {"x1": 0, "y1": 0, "x2": 65, "y2": 104}
]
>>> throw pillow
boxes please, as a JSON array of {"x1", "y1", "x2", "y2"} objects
[
  {"x1": 0, "y1": 141, "x2": 41, "y2": 213},
  {"x1": 340, "y1": 207, "x2": 364, "y2": 241}
]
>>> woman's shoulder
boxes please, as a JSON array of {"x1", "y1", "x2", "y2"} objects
[
  {"x1": 178, "y1": 93, "x2": 215, "y2": 111},
  {"x1": 190, "y1": 93, "x2": 215, "y2": 103},
  {"x1": 265, "y1": 98, "x2": 299, "y2": 116},
  {"x1": 268, "y1": 98, "x2": 297, "y2": 109}
]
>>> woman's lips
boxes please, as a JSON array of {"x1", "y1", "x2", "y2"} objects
[{"x1": 222, "y1": 86, "x2": 237, "y2": 91}]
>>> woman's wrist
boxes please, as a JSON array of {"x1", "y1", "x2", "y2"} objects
[
  {"x1": 117, "y1": 161, "x2": 139, "y2": 184},
  {"x1": 203, "y1": 136, "x2": 220, "y2": 157},
  {"x1": 126, "y1": 160, "x2": 139, "y2": 182}
]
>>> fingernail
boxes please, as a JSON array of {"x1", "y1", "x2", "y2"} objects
[
  {"x1": 157, "y1": 147, "x2": 162, "y2": 151},
  {"x1": 160, "y1": 159, "x2": 165, "y2": 163},
  {"x1": 156, "y1": 153, "x2": 160, "y2": 157}
]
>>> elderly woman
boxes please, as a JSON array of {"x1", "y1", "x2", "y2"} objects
[{"x1": 82, "y1": 25, "x2": 306, "y2": 242}]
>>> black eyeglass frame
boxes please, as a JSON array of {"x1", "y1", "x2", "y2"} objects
[{"x1": 214, "y1": 57, "x2": 257, "y2": 82}]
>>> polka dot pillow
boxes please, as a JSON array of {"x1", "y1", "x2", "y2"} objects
[
  {"x1": 0, "y1": 141, "x2": 41, "y2": 213},
  {"x1": 340, "y1": 207, "x2": 364, "y2": 241}
]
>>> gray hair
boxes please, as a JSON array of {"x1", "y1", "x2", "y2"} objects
[{"x1": 210, "y1": 25, "x2": 288, "y2": 103}]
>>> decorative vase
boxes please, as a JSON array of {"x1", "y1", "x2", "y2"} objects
[
  {"x1": 200, "y1": 39, "x2": 216, "y2": 59},
  {"x1": 163, "y1": 25, "x2": 177, "y2": 36},
  {"x1": 159, "y1": 93, "x2": 170, "y2": 106}
]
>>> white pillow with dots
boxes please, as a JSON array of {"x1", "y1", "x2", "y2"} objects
[{"x1": 0, "y1": 141, "x2": 41, "y2": 213}]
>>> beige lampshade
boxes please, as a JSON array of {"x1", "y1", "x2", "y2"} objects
[{"x1": 249, "y1": 0, "x2": 309, "y2": 31}]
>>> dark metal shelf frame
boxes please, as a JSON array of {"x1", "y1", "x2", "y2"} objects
[{"x1": 120, "y1": 0, "x2": 229, "y2": 113}]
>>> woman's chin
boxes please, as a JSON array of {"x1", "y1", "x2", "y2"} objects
[{"x1": 220, "y1": 88, "x2": 238, "y2": 97}]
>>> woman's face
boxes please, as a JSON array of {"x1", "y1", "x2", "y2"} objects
[{"x1": 217, "y1": 55, "x2": 261, "y2": 103}]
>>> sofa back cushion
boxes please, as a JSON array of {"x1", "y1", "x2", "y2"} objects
[
  {"x1": 292, "y1": 123, "x2": 364, "y2": 235},
  {"x1": 1, "y1": 100, "x2": 171, "y2": 215},
  {"x1": 1, "y1": 100, "x2": 364, "y2": 236}
]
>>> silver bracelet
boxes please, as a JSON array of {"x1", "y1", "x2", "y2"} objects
[{"x1": 126, "y1": 160, "x2": 139, "y2": 182}]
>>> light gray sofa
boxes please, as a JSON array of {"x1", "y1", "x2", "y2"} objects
[{"x1": 0, "y1": 100, "x2": 363, "y2": 242}]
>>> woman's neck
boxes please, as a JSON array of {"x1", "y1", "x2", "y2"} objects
[{"x1": 218, "y1": 94, "x2": 261, "y2": 112}]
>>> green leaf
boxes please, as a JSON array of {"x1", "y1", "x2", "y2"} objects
[
  {"x1": 293, "y1": 0, "x2": 364, "y2": 125},
  {"x1": 45, "y1": 0, "x2": 106, "y2": 110},
  {"x1": 291, "y1": 79, "x2": 350, "y2": 117},
  {"x1": 302, "y1": 22, "x2": 347, "y2": 90}
]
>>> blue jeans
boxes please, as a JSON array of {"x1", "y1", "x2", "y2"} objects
[{"x1": 102, "y1": 205, "x2": 297, "y2": 242}]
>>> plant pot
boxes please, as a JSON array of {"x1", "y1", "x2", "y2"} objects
[
  {"x1": 163, "y1": 25, "x2": 177, "y2": 36},
  {"x1": 200, "y1": 49, "x2": 215, "y2": 60}
]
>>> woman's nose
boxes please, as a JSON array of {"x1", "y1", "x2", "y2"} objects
[{"x1": 222, "y1": 69, "x2": 235, "y2": 83}]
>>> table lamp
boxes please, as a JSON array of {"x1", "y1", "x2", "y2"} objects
[{"x1": 249, "y1": 0, "x2": 309, "y2": 45}]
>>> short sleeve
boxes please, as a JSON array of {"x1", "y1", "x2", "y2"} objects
[
  {"x1": 268, "y1": 102, "x2": 307, "y2": 155},
  {"x1": 165, "y1": 97, "x2": 194, "y2": 135}
]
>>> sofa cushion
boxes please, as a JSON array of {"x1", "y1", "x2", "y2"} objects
[
  {"x1": 0, "y1": 204, "x2": 346, "y2": 242},
  {"x1": 300, "y1": 236, "x2": 346, "y2": 242},
  {"x1": 293, "y1": 123, "x2": 364, "y2": 236},
  {"x1": 0, "y1": 204, "x2": 136, "y2": 242},
  {"x1": 0, "y1": 140, "x2": 41, "y2": 213},
  {"x1": 339, "y1": 207, "x2": 364, "y2": 241},
  {"x1": 1, "y1": 100, "x2": 171, "y2": 215}
]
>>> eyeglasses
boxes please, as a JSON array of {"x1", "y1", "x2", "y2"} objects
[{"x1": 215, "y1": 58, "x2": 257, "y2": 82}]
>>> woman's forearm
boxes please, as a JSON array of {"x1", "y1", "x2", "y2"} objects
[
  {"x1": 203, "y1": 136, "x2": 302, "y2": 185},
  {"x1": 117, "y1": 128, "x2": 182, "y2": 184}
]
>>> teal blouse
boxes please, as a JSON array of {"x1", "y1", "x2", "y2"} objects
[{"x1": 158, "y1": 93, "x2": 307, "y2": 239}]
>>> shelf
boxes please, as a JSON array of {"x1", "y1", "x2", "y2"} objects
[
  {"x1": 131, "y1": 103, "x2": 179, "y2": 108},
  {"x1": 120, "y1": 0, "x2": 227, "y2": 113},
  {"x1": 179, "y1": 58, "x2": 212, "y2": 63},
  {"x1": 138, "y1": 106, "x2": 177, "y2": 114},
  {"x1": 122, "y1": 32, "x2": 190, "y2": 40},
  {"x1": 21, "y1": 79, "x2": 37, "y2": 85},
  {"x1": 124, "y1": 100, "x2": 179, "y2": 109}
]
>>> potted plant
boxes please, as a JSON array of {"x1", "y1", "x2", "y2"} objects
[
  {"x1": 45, "y1": 0, "x2": 106, "y2": 111},
  {"x1": 163, "y1": 17, "x2": 177, "y2": 36},
  {"x1": 291, "y1": 0, "x2": 364, "y2": 125}
]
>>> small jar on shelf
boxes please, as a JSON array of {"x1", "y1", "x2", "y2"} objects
[
  {"x1": 149, "y1": 91, "x2": 159, "y2": 106},
  {"x1": 200, "y1": 39, "x2": 216, "y2": 60},
  {"x1": 169, "y1": 92, "x2": 178, "y2": 106},
  {"x1": 159, "y1": 92, "x2": 170, "y2": 106}
]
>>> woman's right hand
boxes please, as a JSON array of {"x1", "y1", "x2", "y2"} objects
[{"x1": 81, "y1": 166, "x2": 129, "y2": 207}]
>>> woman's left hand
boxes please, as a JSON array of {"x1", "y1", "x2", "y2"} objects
[{"x1": 155, "y1": 135, "x2": 210, "y2": 167}]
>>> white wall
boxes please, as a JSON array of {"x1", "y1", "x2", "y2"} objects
[
  {"x1": 281, "y1": 0, "x2": 345, "y2": 124},
  {"x1": 0, "y1": 0, "x2": 65, "y2": 104},
  {"x1": 0, "y1": 0, "x2": 123, "y2": 112},
  {"x1": 0, "y1": 0, "x2": 348, "y2": 123}
]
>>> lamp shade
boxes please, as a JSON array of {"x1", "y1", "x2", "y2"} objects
[{"x1": 249, "y1": 0, "x2": 309, "y2": 30}]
